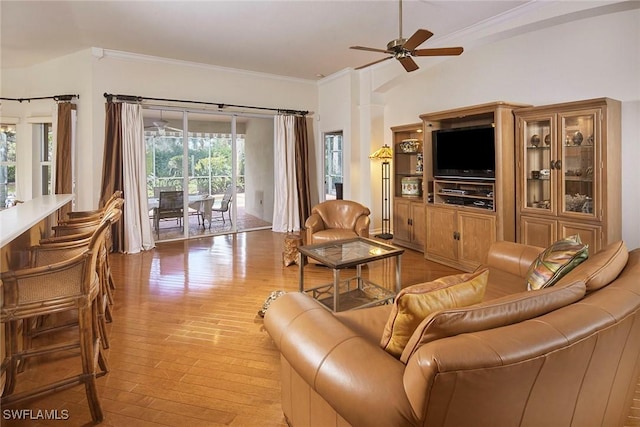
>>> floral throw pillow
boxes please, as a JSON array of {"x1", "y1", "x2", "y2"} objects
[{"x1": 526, "y1": 235, "x2": 589, "y2": 290}]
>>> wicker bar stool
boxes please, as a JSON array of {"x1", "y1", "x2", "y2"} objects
[
  {"x1": 0, "y1": 218, "x2": 112, "y2": 423},
  {"x1": 26, "y1": 208, "x2": 122, "y2": 350},
  {"x1": 51, "y1": 199, "x2": 124, "y2": 328},
  {"x1": 63, "y1": 190, "x2": 123, "y2": 223},
  {"x1": 18, "y1": 235, "x2": 94, "y2": 370}
]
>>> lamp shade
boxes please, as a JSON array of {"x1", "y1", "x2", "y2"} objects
[{"x1": 369, "y1": 144, "x2": 393, "y2": 161}]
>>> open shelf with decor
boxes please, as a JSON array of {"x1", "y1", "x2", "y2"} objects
[{"x1": 391, "y1": 123, "x2": 425, "y2": 252}]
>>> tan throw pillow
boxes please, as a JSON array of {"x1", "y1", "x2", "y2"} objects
[
  {"x1": 556, "y1": 240, "x2": 628, "y2": 293},
  {"x1": 399, "y1": 279, "x2": 586, "y2": 363},
  {"x1": 526, "y1": 235, "x2": 589, "y2": 290},
  {"x1": 380, "y1": 269, "x2": 488, "y2": 358}
]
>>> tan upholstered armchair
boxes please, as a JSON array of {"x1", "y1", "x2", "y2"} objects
[{"x1": 305, "y1": 200, "x2": 370, "y2": 246}]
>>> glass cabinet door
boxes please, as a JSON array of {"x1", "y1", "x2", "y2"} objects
[
  {"x1": 522, "y1": 117, "x2": 554, "y2": 213},
  {"x1": 559, "y1": 110, "x2": 598, "y2": 218}
]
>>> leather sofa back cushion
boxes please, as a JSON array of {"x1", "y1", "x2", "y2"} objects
[
  {"x1": 380, "y1": 269, "x2": 488, "y2": 358},
  {"x1": 556, "y1": 240, "x2": 628, "y2": 292},
  {"x1": 400, "y1": 279, "x2": 586, "y2": 363},
  {"x1": 526, "y1": 235, "x2": 589, "y2": 290}
]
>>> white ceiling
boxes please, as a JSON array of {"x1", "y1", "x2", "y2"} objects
[
  {"x1": 2, "y1": 0, "x2": 533, "y2": 80},
  {"x1": 2, "y1": 1, "x2": 635, "y2": 81}
]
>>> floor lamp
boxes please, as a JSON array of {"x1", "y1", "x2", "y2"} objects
[{"x1": 369, "y1": 144, "x2": 393, "y2": 240}]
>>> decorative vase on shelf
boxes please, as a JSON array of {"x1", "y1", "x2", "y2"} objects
[
  {"x1": 415, "y1": 152, "x2": 424, "y2": 173},
  {"x1": 530, "y1": 134, "x2": 541, "y2": 147},
  {"x1": 401, "y1": 177, "x2": 422, "y2": 198},
  {"x1": 572, "y1": 131, "x2": 584, "y2": 146}
]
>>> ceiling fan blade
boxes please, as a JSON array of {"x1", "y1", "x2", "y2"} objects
[
  {"x1": 413, "y1": 47, "x2": 464, "y2": 56},
  {"x1": 398, "y1": 56, "x2": 419, "y2": 72},
  {"x1": 354, "y1": 56, "x2": 393, "y2": 70},
  {"x1": 403, "y1": 29, "x2": 433, "y2": 51},
  {"x1": 350, "y1": 45, "x2": 392, "y2": 54}
]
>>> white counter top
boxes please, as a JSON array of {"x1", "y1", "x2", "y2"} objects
[{"x1": 0, "y1": 194, "x2": 74, "y2": 246}]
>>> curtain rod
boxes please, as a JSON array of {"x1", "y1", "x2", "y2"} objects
[
  {"x1": 103, "y1": 92, "x2": 308, "y2": 116},
  {"x1": 0, "y1": 94, "x2": 79, "y2": 103}
]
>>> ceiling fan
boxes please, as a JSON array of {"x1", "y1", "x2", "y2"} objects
[
  {"x1": 350, "y1": 0, "x2": 463, "y2": 72},
  {"x1": 144, "y1": 111, "x2": 182, "y2": 133}
]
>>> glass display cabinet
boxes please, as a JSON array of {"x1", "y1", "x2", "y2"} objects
[
  {"x1": 560, "y1": 111, "x2": 596, "y2": 216},
  {"x1": 515, "y1": 98, "x2": 621, "y2": 252},
  {"x1": 522, "y1": 117, "x2": 553, "y2": 213}
]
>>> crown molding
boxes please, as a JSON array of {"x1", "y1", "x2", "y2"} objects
[{"x1": 93, "y1": 48, "x2": 318, "y2": 86}]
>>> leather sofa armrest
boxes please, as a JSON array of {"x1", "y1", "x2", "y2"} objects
[
  {"x1": 264, "y1": 293, "x2": 417, "y2": 426},
  {"x1": 483, "y1": 241, "x2": 545, "y2": 278},
  {"x1": 354, "y1": 215, "x2": 370, "y2": 237}
]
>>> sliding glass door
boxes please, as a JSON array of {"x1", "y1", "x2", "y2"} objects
[{"x1": 144, "y1": 108, "x2": 273, "y2": 241}]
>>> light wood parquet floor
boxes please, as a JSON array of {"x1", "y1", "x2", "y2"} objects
[
  {"x1": 2, "y1": 230, "x2": 461, "y2": 426},
  {"x1": 4, "y1": 230, "x2": 639, "y2": 426}
]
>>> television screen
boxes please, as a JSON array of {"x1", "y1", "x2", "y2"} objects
[{"x1": 432, "y1": 125, "x2": 496, "y2": 179}]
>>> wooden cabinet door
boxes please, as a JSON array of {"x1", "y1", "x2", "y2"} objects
[
  {"x1": 410, "y1": 202, "x2": 426, "y2": 248},
  {"x1": 426, "y1": 206, "x2": 456, "y2": 260},
  {"x1": 559, "y1": 220, "x2": 602, "y2": 253},
  {"x1": 520, "y1": 215, "x2": 557, "y2": 248},
  {"x1": 458, "y1": 211, "x2": 496, "y2": 268},
  {"x1": 393, "y1": 199, "x2": 411, "y2": 244}
]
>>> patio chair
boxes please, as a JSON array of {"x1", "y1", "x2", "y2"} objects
[
  {"x1": 191, "y1": 195, "x2": 216, "y2": 229},
  {"x1": 153, "y1": 190, "x2": 184, "y2": 237},
  {"x1": 212, "y1": 187, "x2": 233, "y2": 224},
  {"x1": 153, "y1": 186, "x2": 175, "y2": 199}
]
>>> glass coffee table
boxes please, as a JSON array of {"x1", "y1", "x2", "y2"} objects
[{"x1": 298, "y1": 237, "x2": 404, "y2": 312}]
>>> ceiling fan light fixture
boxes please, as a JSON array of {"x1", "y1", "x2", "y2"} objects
[{"x1": 386, "y1": 38, "x2": 406, "y2": 52}]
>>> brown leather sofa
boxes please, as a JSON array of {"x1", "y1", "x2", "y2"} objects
[
  {"x1": 305, "y1": 200, "x2": 370, "y2": 245},
  {"x1": 264, "y1": 240, "x2": 640, "y2": 427}
]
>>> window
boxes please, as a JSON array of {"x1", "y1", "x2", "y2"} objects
[
  {"x1": 0, "y1": 124, "x2": 17, "y2": 209},
  {"x1": 324, "y1": 131, "x2": 343, "y2": 200},
  {"x1": 144, "y1": 108, "x2": 273, "y2": 240},
  {"x1": 37, "y1": 123, "x2": 54, "y2": 196}
]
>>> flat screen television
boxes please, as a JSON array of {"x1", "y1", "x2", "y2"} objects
[{"x1": 432, "y1": 124, "x2": 496, "y2": 180}]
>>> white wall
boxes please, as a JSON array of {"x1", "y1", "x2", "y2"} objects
[
  {"x1": 2, "y1": 50, "x2": 93, "y2": 205},
  {"x1": 318, "y1": 6, "x2": 640, "y2": 248},
  {"x1": 2, "y1": 49, "x2": 318, "y2": 211},
  {"x1": 244, "y1": 117, "x2": 274, "y2": 221},
  {"x1": 317, "y1": 70, "x2": 353, "y2": 203}
]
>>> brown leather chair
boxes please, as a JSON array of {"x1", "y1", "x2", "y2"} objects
[{"x1": 305, "y1": 200, "x2": 370, "y2": 246}]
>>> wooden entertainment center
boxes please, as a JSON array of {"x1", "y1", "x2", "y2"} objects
[
  {"x1": 391, "y1": 99, "x2": 621, "y2": 272},
  {"x1": 420, "y1": 102, "x2": 528, "y2": 271}
]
